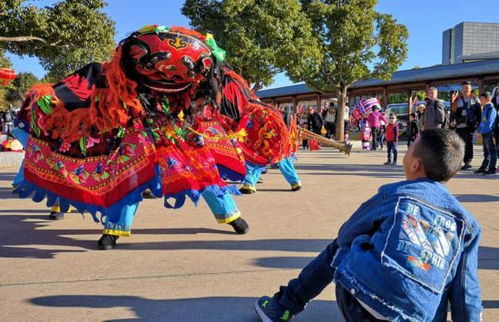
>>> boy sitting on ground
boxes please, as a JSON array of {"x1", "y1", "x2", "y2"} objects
[{"x1": 255, "y1": 129, "x2": 482, "y2": 321}]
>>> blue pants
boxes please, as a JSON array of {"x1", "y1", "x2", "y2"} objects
[
  {"x1": 12, "y1": 128, "x2": 29, "y2": 186},
  {"x1": 242, "y1": 157, "x2": 301, "y2": 188},
  {"x1": 276, "y1": 240, "x2": 379, "y2": 321},
  {"x1": 103, "y1": 190, "x2": 240, "y2": 236},
  {"x1": 481, "y1": 133, "x2": 497, "y2": 171},
  {"x1": 386, "y1": 141, "x2": 397, "y2": 164}
]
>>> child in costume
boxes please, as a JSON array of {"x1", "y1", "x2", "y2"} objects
[{"x1": 360, "y1": 119, "x2": 372, "y2": 150}]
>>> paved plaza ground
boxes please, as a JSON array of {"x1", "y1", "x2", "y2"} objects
[{"x1": 0, "y1": 145, "x2": 498, "y2": 321}]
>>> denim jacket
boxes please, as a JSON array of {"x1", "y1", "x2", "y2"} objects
[
  {"x1": 332, "y1": 179, "x2": 482, "y2": 322},
  {"x1": 479, "y1": 103, "x2": 497, "y2": 135}
]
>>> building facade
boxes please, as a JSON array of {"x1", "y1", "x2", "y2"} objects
[{"x1": 442, "y1": 22, "x2": 499, "y2": 64}]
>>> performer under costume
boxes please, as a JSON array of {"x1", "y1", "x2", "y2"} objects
[
  {"x1": 14, "y1": 26, "x2": 257, "y2": 250},
  {"x1": 238, "y1": 106, "x2": 302, "y2": 194}
]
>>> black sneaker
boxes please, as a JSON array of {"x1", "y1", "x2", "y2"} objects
[
  {"x1": 142, "y1": 189, "x2": 157, "y2": 199},
  {"x1": 228, "y1": 217, "x2": 249, "y2": 234},
  {"x1": 239, "y1": 185, "x2": 256, "y2": 194},
  {"x1": 474, "y1": 168, "x2": 486, "y2": 174},
  {"x1": 291, "y1": 183, "x2": 302, "y2": 191},
  {"x1": 483, "y1": 169, "x2": 497, "y2": 175},
  {"x1": 254, "y1": 296, "x2": 293, "y2": 322},
  {"x1": 48, "y1": 211, "x2": 65, "y2": 220},
  {"x1": 97, "y1": 234, "x2": 119, "y2": 250},
  {"x1": 461, "y1": 163, "x2": 472, "y2": 170}
]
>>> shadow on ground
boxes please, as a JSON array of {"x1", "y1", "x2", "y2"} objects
[
  {"x1": 0, "y1": 214, "x2": 331, "y2": 259},
  {"x1": 0, "y1": 172, "x2": 16, "y2": 182},
  {"x1": 455, "y1": 194, "x2": 499, "y2": 203},
  {"x1": 478, "y1": 246, "x2": 499, "y2": 270},
  {"x1": 0, "y1": 214, "x2": 252, "y2": 259},
  {"x1": 253, "y1": 246, "x2": 499, "y2": 271},
  {"x1": 29, "y1": 295, "x2": 342, "y2": 321}
]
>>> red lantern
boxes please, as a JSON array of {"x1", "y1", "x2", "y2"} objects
[{"x1": 0, "y1": 68, "x2": 17, "y2": 85}]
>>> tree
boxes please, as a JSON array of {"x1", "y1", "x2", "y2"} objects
[
  {"x1": 5, "y1": 72, "x2": 40, "y2": 105},
  {"x1": 295, "y1": 0, "x2": 408, "y2": 141},
  {"x1": 0, "y1": 0, "x2": 116, "y2": 79},
  {"x1": 182, "y1": 0, "x2": 322, "y2": 90},
  {"x1": 0, "y1": 50, "x2": 13, "y2": 111}
]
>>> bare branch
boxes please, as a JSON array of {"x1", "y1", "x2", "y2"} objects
[
  {"x1": 0, "y1": 36, "x2": 62, "y2": 46},
  {"x1": 0, "y1": 36, "x2": 47, "y2": 43}
]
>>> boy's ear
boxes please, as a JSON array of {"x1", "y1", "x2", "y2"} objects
[{"x1": 412, "y1": 158, "x2": 423, "y2": 174}]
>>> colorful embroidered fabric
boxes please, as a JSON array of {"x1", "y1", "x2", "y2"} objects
[{"x1": 15, "y1": 25, "x2": 293, "y2": 223}]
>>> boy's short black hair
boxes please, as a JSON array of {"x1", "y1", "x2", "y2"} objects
[
  {"x1": 462, "y1": 81, "x2": 472, "y2": 85},
  {"x1": 413, "y1": 129, "x2": 464, "y2": 182},
  {"x1": 410, "y1": 112, "x2": 416, "y2": 118},
  {"x1": 480, "y1": 91, "x2": 492, "y2": 99}
]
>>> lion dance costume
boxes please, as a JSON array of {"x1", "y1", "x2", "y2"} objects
[{"x1": 13, "y1": 25, "x2": 295, "y2": 249}]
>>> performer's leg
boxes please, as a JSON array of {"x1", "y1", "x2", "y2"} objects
[
  {"x1": 99, "y1": 202, "x2": 139, "y2": 250},
  {"x1": 241, "y1": 162, "x2": 265, "y2": 194},
  {"x1": 48, "y1": 204, "x2": 65, "y2": 220},
  {"x1": 12, "y1": 160, "x2": 24, "y2": 187},
  {"x1": 277, "y1": 157, "x2": 302, "y2": 191},
  {"x1": 202, "y1": 190, "x2": 249, "y2": 234},
  {"x1": 12, "y1": 128, "x2": 28, "y2": 187}
]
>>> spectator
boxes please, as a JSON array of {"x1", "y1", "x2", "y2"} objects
[
  {"x1": 322, "y1": 103, "x2": 336, "y2": 138},
  {"x1": 475, "y1": 92, "x2": 497, "y2": 175},
  {"x1": 407, "y1": 112, "x2": 419, "y2": 146},
  {"x1": 2, "y1": 107, "x2": 15, "y2": 136},
  {"x1": 493, "y1": 84, "x2": 499, "y2": 110},
  {"x1": 378, "y1": 110, "x2": 387, "y2": 150},
  {"x1": 422, "y1": 87, "x2": 446, "y2": 130},
  {"x1": 384, "y1": 113, "x2": 398, "y2": 166},
  {"x1": 416, "y1": 103, "x2": 425, "y2": 121},
  {"x1": 450, "y1": 82, "x2": 481, "y2": 170},
  {"x1": 360, "y1": 119, "x2": 371, "y2": 150},
  {"x1": 307, "y1": 107, "x2": 323, "y2": 135},
  {"x1": 299, "y1": 112, "x2": 309, "y2": 150},
  {"x1": 493, "y1": 85, "x2": 499, "y2": 157},
  {"x1": 255, "y1": 129, "x2": 482, "y2": 322},
  {"x1": 367, "y1": 105, "x2": 387, "y2": 150},
  {"x1": 343, "y1": 104, "x2": 350, "y2": 140}
]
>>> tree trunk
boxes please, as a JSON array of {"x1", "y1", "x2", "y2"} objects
[
  {"x1": 335, "y1": 86, "x2": 348, "y2": 141},
  {"x1": 252, "y1": 82, "x2": 263, "y2": 92}
]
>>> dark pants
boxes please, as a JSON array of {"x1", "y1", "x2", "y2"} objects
[
  {"x1": 456, "y1": 127, "x2": 474, "y2": 164},
  {"x1": 276, "y1": 240, "x2": 380, "y2": 321},
  {"x1": 407, "y1": 136, "x2": 416, "y2": 147},
  {"x1": 371, "y1": 128, "x2": 380, "y2": 150},
  {"x1": 325, "y1": 121, "x2": 335, "y2": 138},
  {"x1": 480, "y1": 133, "x2": 497, "y2": 171},
  {"x1": 387, "y1": 141, "x2": 397, "y2": 164},
  {"x1": 302, "y1": 139, "x2": 308, "y2": 149}
]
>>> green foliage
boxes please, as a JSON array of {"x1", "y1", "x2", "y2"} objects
[
  {"x1": 0, "y1": 0, "x2": 116, "y2": 79},
  {"x1": 5, "y1": 72, "x2": 40, "y2": 105},
  {"x1": 0, "y1": 49, "x2": 12, "y2": 68},
  {"x1": 183, "y1": 0, "x2": 322, "y2": 90},
  {"x1": 296, "y1": 0, "x2": 408, "y2": 92},
  {"x1": 296, "y1": 0, "x2": 408, "y2": 140},
  {"x1": 0, "y1": 49, "x2": 13, "y2": 111}
]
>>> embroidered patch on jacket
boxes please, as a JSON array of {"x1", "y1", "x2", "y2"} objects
[{"x1": 382, "y1": 197, "x2": 464, "y2": 293}]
